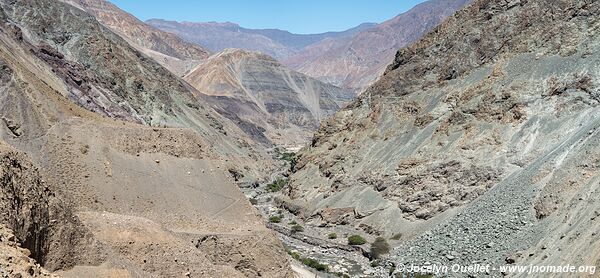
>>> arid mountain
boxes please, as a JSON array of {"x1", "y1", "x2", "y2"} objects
[
  {"x1": 283, "y1": 0, "x2": 600, "y2": 274},
  {"x1": 144, "y1": 0, "x2": 470, "y2": 93},
  {"x1": 284, "y1": 0, "x2": 472, "y2": 92},
  {"x1": 147, "y1": 19, "x2": 374, "y2": 60},
  {"x1": 185, "y1": 48, "x2": 354, "y2": 146},
  {"x1": 61, "y1": 0, "x2": 210, "y2": 76},
  {"x1": 0, "y1": 0, "x2": 293, "y2": 276}
]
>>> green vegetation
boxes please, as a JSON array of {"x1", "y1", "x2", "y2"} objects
[
  {"x1": 266, "y1": 178, "x2": 288, "y2": 192},
  {"x1": 279, "y1": 152, "x2": 295, "y2": 162},
  {"x1": 287, "y1": 250, "x2": 328, "y2": 272},
  {"x1": 291, "y1": 224, "x2": 304, "y2": 233},
  {"x1": 275, "y1": 148, "x2": 297, "y2": 171},
  {"x1": 288, "y1": 220, "x2": 297, "y2": 225},
  {"x1": 327, "y1": 232, "x2": 338, "y2": 239},
  {"x1": 390, "y1": 233, "x2": 403, "y2": 240},
  {"x1": 369, "y1": 237, "x2": 390, "y2": 259},
  {"x1": 347, "y1": 235, "x2": 367, "y2": 245},
  {"x1": 287, "y1": 249, "x2": 351, "y2": 277},
  {"x1": 288, "y1": 250, "x2": 301, "y2": 260},
  {"x1": 300, "y1": 257, "x2": 328, "y2": 272},
  {"x1": 269, "y1": 215, "x2": 282, "y2": 223}
]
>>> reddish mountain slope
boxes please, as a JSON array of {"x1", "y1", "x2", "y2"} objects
[{"x1": 284, "y1": 0, "x2": 472, "y2": 92}]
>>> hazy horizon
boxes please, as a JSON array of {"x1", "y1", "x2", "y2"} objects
[{"x1": 110, "y1": 0, "x2": 428, "y2": 34}]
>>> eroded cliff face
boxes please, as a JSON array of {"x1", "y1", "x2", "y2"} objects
[
  {"x1": 0, "y1": 141, "x2": 105, "y2": 272},
  {"x1": 0, "y1": 224, "x2": 57, "y2": 278},
  {"x1": 286, "y1": 0, "x2": 600, "y2": 272},
  {"x1": 0, "y1": 0, "x2": 293, "y2": 276},
  {"x1": 185, "y1": 48, "x2": 354, "y2": 146}
]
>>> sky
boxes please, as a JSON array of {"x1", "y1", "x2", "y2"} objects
[{"x1": 110, "y1": 0, "x2": 428, "y2": 34}]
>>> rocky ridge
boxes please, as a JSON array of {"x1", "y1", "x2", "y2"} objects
[
  {"x1": 0, "y1": 140, "x2": 105, "y2": 273},
  {"x1": 284, "y1": 0, "x2": 600, "y2": 275}
]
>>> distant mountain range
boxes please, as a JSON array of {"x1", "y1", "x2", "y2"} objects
[
  {"x1": 146, "y1": 19, "x2": 376, "y2": 60},
  {"x1": 284, "y1": 0, "x2": 472, "y2": 92},
  {"x1": 148, "y1": 0, "x2": 471, "y2": 92}
]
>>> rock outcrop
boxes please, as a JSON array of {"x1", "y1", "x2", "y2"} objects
[
  {"x1": 287, "y1": 0, "x2": 600, "y2": 274},
  {"x1": 0, "y1": 224, "x2": 56, "y2": 278},
  {"x1": 0, "y1": 140, "x2": 105, "y2": 272}
]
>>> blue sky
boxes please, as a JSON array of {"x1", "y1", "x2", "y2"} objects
[{"x1": 110, "y1": 0, "x2": 428, "y2": 34}]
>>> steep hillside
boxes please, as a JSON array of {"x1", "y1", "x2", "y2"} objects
[
  {"x1": 0, "y1": 0, "x2": 292, "y2": 276},
  {"x1": 61, "y1": 0, "x2": 209, "y2": 76},
  {"x1": 284, "y1": 0, "x2": 471, "y2": 92},
  {"x1": 285, "y1": 0, "x2": 600, "y2": 274},
  {"x1": 147, "y1": 19, "x2": 374, "y2": 60},
  {"x1": 0, "y1": 0, "x2": 279, "y2": 181},
  {"x1": 185, "y1": 48, "x2": 354, "y2": 146}
]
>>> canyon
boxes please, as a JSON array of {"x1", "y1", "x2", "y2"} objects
[{"x1": 1, "y1": 0, "x2": 599, "y2": 277}]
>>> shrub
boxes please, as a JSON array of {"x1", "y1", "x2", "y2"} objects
[
  {"x1": 390, "y1": 233, "x2": 402, "y2": 240},
  {"x1": 347, "y1": 235, "x2": 366, "y2": 245},
  {"x1": 275, "y1": 148, "x2": 298, "y2": 171},
  {"x1": 267, "y1": 178, "x2": 288, "y2": 192},
  {"x1": 279, "y1": 152, "x2": 296, "y2": 162},
  {"x1": 269, "y1": 215, "x2": 282, "y2": 223},
  {"x1": 300, "y1": 257, "x2": 328, "y2": 272},
  {"x1": 291, "y1": 224, "x2": 304, "y2": 233},
  {"x1": 287, "y1": 250, "x2": 301, "y2": 260},
  {"x1": 327, "y1": 233, "x2": 338, "y2": 239},
  {"x1": 288, "y1": 220, "x2": 297, "y2": 225},
  {"x1": 370, "y1": 237, "x2": 390, "y2": 259},
  {"x1": 287, "y1": 250, "x2": 328, "y2": 272}
]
